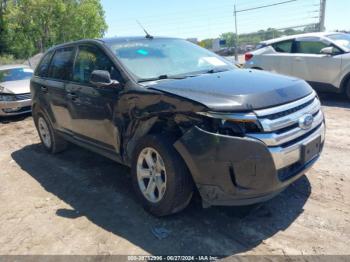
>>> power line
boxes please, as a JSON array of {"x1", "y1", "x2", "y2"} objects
[
  {"x1": 105, "y1": 0, "x2": 324, "y2": 41},
  {"x1": 233, "y1": 0, "x2": 323, "y2": 60},
  {"x1": 236, "y1": 0, "x2": 297, "y2": 13},
  {"x1": 234, "y1": 0, "x2": 297, "y2": 59},
  {"x1": 235, "y1": 0, "x2": 318, "y2": 10}
]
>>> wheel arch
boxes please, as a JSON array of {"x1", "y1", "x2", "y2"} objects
[
  {"x1": 124, "y1": 114, "x2": 187, "y2": 166},
  {"x1": 31, "y1": 102, "x2": 39, "y2": 115},
  {"x1": 31, "y1": 101, "x2": 57, "y2": 128}
]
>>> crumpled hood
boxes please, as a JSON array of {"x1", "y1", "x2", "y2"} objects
[
  {"x1": 147, "y1": 69, "x2": 314, "y2": 111},
  {"x1": 0, "y1": 79, "x2": 31, "y2": 94}
]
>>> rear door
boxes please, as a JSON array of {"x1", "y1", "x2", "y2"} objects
[
  {"x1": 31, "y1": 50, "x2": 54, "y2": 116},
  {"x1": 46, "y1": 46, "x2": 76, "y2": 133},
  {"x1": 292, "y1": 37, "x2": 342, "y2": 85},
  {"x1": 257, "y1": 40, "x2": 295, "y2": 76},
  {"x1": 65, "y1": 44, "x2": 123, "y2": 153}
]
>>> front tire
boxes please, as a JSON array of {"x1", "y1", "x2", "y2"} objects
[
  {"x1": 33, "y1": 111, "x2": 67, "y2": 154},
  {"x1": 131, "y1": 135, "x2": 194, "y2": 216}
]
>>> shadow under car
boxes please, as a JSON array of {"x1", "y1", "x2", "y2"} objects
[{"x1": 11, "y1": 143, "x2": 311, "y2": 256}]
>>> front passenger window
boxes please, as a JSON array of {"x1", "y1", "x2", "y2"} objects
[
  {"x1": 73, "y1": 45, "x2": 121, "y2": 84},
  {"x1": 295, "y1": 41, "x2": 329, "y2": 54}
]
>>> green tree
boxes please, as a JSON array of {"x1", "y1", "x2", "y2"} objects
[
  {"x1": 0, "y1": 0, "x2": 9, "y2": 54},
  {"x1": 199, "y1": 38, "x2": 214, "y2": 49},
  {"x1": 4, "y1": 0, "x2": 107, "y2": 58},
  {"x1": 219, "y1": 32, "x2": 235, "y2": 47}
]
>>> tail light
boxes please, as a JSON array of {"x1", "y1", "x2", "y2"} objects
[{"x1": 245, "y1": 53, "x2": 253, "y2": 61}]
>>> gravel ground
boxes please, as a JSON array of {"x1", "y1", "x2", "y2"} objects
[{"x1": 0, "y1": 94, "x2": 349, "y2": 257}]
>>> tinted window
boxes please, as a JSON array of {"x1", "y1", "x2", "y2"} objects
[
  {"x1": 49, "y1": 47, "x2": 75, "y2": 80},
  {"x1": 272, "y1": 40, "x2": 293, "y2": 53},
  {"x1": 0, "y1": 68, "x2": 33, "y2": 82},
  {"x1": 35, "y1": 51, "x2": 53, "y2": 77},
  {"x1": 295, "y1": 40, "x2": 329, "y2": 54},
  {"x1": 73, "y1": 45, "x2": 121, "y2": 83}
]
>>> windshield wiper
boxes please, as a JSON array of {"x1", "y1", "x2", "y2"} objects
[
  {"x1": 138, "y1": 74, "x2": 188, "y2": 83},
  {"x1": 138, "y1": 68, "x2": 231, "y2": 83}
]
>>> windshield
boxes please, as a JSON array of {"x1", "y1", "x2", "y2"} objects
[
  {"x1": 327, "y1": 33, "x2": 350, "y2": 50},
  {"x1": 0, "y1": 67, "x2": 33, "y2": 82},
  {"x1": 106, "y1": 38, "x2": 235, "y2": 81}
]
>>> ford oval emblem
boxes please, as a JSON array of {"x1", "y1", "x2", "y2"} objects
[{"x1": 299, "y1": 114, "x2": 314, "y2": 130}]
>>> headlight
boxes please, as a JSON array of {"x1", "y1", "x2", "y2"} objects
[
  {"x1": 196, "y1": 111, "x2": 262, "y2": 136},
  {"x1": 0, "y1": 94, "x2": 16, "y2": 101}
]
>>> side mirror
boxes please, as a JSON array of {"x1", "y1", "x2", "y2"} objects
[
  {"x1": 320, "y1": 47, "x2": 334, "y2": 55},
  {"x1": 89, "y1": 70, "x2": 120, "y2": 88}
]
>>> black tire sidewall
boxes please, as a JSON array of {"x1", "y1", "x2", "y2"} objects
[
  {"x1": 131, "y1": 135, "x2": 193, "y2": 216},
  {"x1": 346, "y1": 81, "x2": 350, "y2": 100}
]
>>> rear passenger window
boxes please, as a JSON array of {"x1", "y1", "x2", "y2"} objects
[
  {"x1": 272, "y1": 40, "x2": 293, "y2": 53},
  {"x1": 73, "y1": 45, "x2": 121, "y2": 84},
  {"x1": 48, "y1": 47, "x2": 75, "y2": 81},
  {"x1": 35, "y1": 51, "x2": 53, "y2": 77}
]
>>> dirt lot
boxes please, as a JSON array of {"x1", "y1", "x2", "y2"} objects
[{"x1": 0, "y1": 94, "x2": 349, "y2": 257}]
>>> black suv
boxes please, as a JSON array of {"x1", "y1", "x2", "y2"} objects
[{"x1": 31, "y1": 37, "x2": 325, "y2": 216}]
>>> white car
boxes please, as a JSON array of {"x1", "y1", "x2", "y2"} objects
[
  {"x1": 0, "y1": 65, "x2": 33, "y2": 116},
  {"x1": 244, "y1": 32, "x2": 350, "y2": 99}
]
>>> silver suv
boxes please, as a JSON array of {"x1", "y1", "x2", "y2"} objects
[{"x1": 244, "y1": 32, "x2": 350, "y2": 99}]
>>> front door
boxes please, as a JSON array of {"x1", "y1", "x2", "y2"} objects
[{"x1": 65, "y1": 44, "x2": 124, "y2": 153}]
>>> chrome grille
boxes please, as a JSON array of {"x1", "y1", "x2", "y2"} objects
[
  {"x1": 15, "y1": 93, "x2": 31, "y2": 101},
  {"x1": 262, "y1": 98, "x2": 315, "y2": 120},
  {"x1": 247, "y1": 91, "x2": 325, "y2": 169},
  {"x1": 256, "y1": 93, "x2": 321, "y2": 133}
]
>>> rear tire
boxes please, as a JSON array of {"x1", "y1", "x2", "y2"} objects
[
  {"x1": 345, "y1": 80, "x2": 350, "y2": 100},
  {"x1": 131, "y1": 134, "x2": 194, "y2": 216},
  {"x1": 33, "y1": 110, "x2": 68, "y2": 154}
]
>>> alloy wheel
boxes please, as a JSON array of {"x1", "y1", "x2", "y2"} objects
[
  {"x1": 136, "y1": 147, "x2": 167, "y2": 203},
  {"x1": 38, "y1": 117, "x2": 52, "y2": 148}
]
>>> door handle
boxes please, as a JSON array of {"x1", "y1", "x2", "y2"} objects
[
  {"x1": 41, "y1": 86, "x2": 48, "y2": 93},
  {"x1": 295, "y1": 57, "x2": 303, "y2": 62}
]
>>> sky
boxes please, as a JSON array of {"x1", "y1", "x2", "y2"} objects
[{"x1": 101, "y1": 0, "x2": 350, "y2": 40}]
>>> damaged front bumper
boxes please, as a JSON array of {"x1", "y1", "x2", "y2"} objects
[{"x1": 174, "y1": 124, "x2": 325, "y2": 207}]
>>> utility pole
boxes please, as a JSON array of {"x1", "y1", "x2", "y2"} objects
[
  {"x1": 234, "y1": 4, "x2": 239, "y2": 61},
  {"x1": 319, "y1": 0, "x2": 326, "y2": 32}
]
